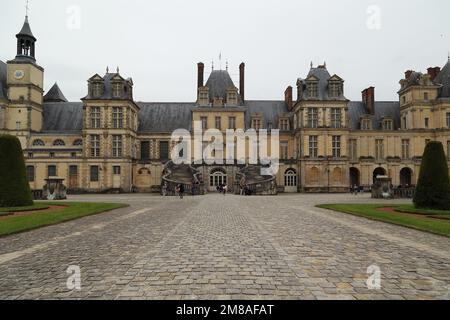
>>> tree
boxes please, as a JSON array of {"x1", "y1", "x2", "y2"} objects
[
  {"x1": 0, "y1": 135, "x2": 33, "y2": 207},
  {"x1": 413, "y1": 141, "x2": 450, "y2": 210}
]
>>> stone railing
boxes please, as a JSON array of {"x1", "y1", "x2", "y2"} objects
[{"x1": 161, "y1": 161, "x2": 204, "y2": 196}]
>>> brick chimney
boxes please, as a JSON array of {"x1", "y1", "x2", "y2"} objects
[
  {"x1": 239, "y1": 62, "x2": 245, "y2": 102},
  {"x1": 284, "y1": 86, "x2": 293, "y2": 110},
  {"x1": 362, "y1": 86, "x2": 375, "y2": 115},
  {"x1": 427, "y1": 67, "x2": 441, "y2": 81},
  {"x1": 197, "y1": 62, "x2": 204, "y2": 88},
  {"x1": 404, "y1": 70, "x2": 414, "y2": 80}
]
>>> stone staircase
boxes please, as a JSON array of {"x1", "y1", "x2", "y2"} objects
[
  {"x1": 236, "y1": 165, "x2": 277, "y2": 195},
  {"x1": 161, "y1": 161, "x2": 204, "y2": 196}
]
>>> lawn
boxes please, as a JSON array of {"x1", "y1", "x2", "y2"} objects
[
  {"x1": 317, "y1": 203, "x2": 450, "y2": 237},
  {"x1": 0, "y1": 202, "x2": 128, "y2": 237}
]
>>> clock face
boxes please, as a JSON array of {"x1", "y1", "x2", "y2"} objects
[{"x1": 14, "y1": 70, "x2": 25, "y2": 80}]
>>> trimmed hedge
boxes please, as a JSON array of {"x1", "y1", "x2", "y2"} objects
[
  {"x1": 413, "y1": 141, "x2": 450, "y2": 210},
  {"x1": 0, "y1": 135, "x2": 33, "y2": 207}
]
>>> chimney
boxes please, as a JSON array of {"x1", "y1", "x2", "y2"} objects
[
  {"x1": 197, "y1": 62, "x2": 204, "y2": 88},
  {"x1": 427, "y1": 67, "x2": 441, "y2": 82},
  {"x1": 362, "y1": 86, "x2": 375, "y2": 115},
  {"x1": 284, "y1": 86, "x2": 293, "y2": 109},
  {"x1": 404, "y1": 70, "x2": 414, "y2": 80},
  {"x1": 239, "y1": 62, "x2": 245, "y2": 102}
]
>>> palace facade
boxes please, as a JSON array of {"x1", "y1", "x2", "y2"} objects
[{"x1": 1, "y1": 16, "x2": 450, "y2": 194}]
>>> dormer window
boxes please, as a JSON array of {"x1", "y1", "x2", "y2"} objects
[
  {"x1": 382, "y1": 119, "x2": 393, "y2": 130},
  {"x1": 279, "y1": 118, "x2": 289, "y2": 131},
  {"x1": 112, "y1": 82, "x2": 122, "y2": 98},
  {"x1": 329, "y1": 82, "x2": 342, "y2": 98},
  {"x1": 92, "y1": 82, "x2": 104, "y2": 97},
  {"x1": 308, "y1": 82, "x2": 318, "y2": 98},
  {"x1": 361, "y1": 118, "x2": 372, "y2": 130},
  {"x1": 252, "y1": 118, "x2": 262, "y2": 130}
]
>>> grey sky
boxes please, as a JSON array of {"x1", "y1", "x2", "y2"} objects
[{"x1": 1, "y1": 0, "x2": 449, "y2": 103}]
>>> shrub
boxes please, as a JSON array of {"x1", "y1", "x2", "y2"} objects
[
  {"x1": 413, "y1": 141, "x2": 450, "y2": 210},
  {"x1": 0, "y1": 135, "x2": 33, "y2": 207}
]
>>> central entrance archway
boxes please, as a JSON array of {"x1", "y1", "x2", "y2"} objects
[{"x1": 209, "y1": 168, "x2": 227, "y2": 191}]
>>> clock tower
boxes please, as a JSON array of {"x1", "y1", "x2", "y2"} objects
[{"x1": 6, "y1": 14, "x2": 44, "y2": 145}]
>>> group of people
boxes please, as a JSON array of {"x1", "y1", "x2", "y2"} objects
[
  {"x1": 216, "y1": 184, "x2": 227, "y2": 195},
  {"x1": 350, "y1": 185, "x2": 364, "y2": 195}
]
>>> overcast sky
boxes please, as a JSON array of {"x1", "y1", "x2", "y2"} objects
[{"x1": 1, "y1": 0, "x2": 449, "y2": 102}]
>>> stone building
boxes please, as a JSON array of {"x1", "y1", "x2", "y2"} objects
[{"x1": 1, "y1": 16, "x2": 450, "y2": 194}]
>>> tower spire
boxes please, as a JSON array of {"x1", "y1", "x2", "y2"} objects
[{"x1": 25, "y1": 0, "x2": 30, "y2": 17}]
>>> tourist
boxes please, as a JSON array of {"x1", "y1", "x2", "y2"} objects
[{"x1": 177, "y1": 184, "x2": 184, "y2": 199}]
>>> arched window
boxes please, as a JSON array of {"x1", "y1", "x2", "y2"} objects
[
  {"x1": 209, "y1": 168, "x2": 227, "y2": 188},
  {"x1": 73, "y1": 139, "x2": 83, "y2": 146},
  {"x1": 32, "y1": 139, "x2": 45, "y2": 146},
  {"x1": 53, "y1": 139, "x2": 66, "y2": 146},
  {"x1": 284, "y1": 169, "x2": 297, "y2": 187}
]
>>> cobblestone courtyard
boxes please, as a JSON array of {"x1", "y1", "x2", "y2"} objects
[{"x1": 0, "y1": 193, "x2": 449, "y2": 300}]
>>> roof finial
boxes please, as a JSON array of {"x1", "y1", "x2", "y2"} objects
[
  {"x1": 219, "y1": 52, "x2": 222, "y2": 70},
  {"x1": 212, "y1": 60, "x2": 214, "y2": 71},
  {"x1": 106, "y1": 66, "x2": 109, "y2": 73},
  {"x1": 226, "y1": 60, "x2": 228, "y2": 71},
  {"x1": 324, "y1": 61, "x2": 327, "y2": 68},
  {"x1": 310, "y1": 61, "x2": 313, "y2": 68},
  {"x1": 116, "y1": 66, "x2": 120, "y2": 73},
  {"x1": 25, "y1": 0, "x2": 29, "y2": 18}
]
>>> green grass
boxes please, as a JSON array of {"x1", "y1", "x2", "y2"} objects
[
  {"x1": 0, "y1": 202, "x2": 128, "y2": 237},
  {"x1": 0, "y1": 203, "x2": 50, "y2": 213},
  {"x1": 317, "y1": 204, "x2": 450, "y2": 237}
]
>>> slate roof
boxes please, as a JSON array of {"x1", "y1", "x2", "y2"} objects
[
  {"x1": 298, "y1": 66, "x2": 347, "y2": 101},
  {"x1": 82, "y1": 73, "x2": 133, "y2": 101},
  {"x1": 137, "y1": 102, "x2": 195, "y2": 133},
  {"x1": 245, "y1": 100, "x2": 290, "y2": 129},
  {"x1": 42, "y1": 102, "x2": 83, "y2": 133},
  {"x1": 205, "y1": 70, "x2": 240, "y2": 101},
  {"x1": 348, "y1": 101, "x2": 400, "y2": 130},
  {"x1": 0, "y1": 60, "x2": 7, "y2": 101},
  {"x1": 435, "y1": 60, "x2": 450, "y2": 98},
  {"x1": 17, "y1": 16, "x2": 35, "y2": 40},
  {"x1": 44, "y1": 83, "x2": 68, "y2": 102}
]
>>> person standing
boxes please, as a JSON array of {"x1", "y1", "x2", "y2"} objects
[
  {"x1": 223, "y1": 184, "x2": 227, "y2": 196},
  {"x1": 178, "y1": 184, "x2": 184, "y2": 199}
]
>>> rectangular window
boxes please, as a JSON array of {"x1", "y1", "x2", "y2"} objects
[
  {"x1": 140, "y1": 141, "x2": 150, "y2": 160},
  {"x1": 280, "y1": 119, "x2": 289, "y2": 131},
  {"x1": 228, "y1": 117, "x2": 236, "y2": 130},
  {"x1": 424, "y1": 92, "x2": 429, "y2": 101},
  {"x1": 112, "y1": 135, "x2": 123, "y2": 157},
  {"x1": 375, "y1": 139, "x2": 384, "y2": 160},
  {"x1": 16, "y1": 121, "x2": 21, "y2": 130},
  {"x1": 47, "y1": 165, "x2": 57, "y2": 177},
  {"x1": 90, "y1": 107, "x2": 101, "y2": 128},
  {"x1": 280, "y1": 141, "x2": 289, "y2": 160},
  {"x1": 69, "y1": 165, "x2": 78, "y2": 176},
  {"x1": 252, "y1": 118, "x2": 262, "y2": 130},
  {"x1": 307, "y1": 108, "x2": 318, "y2": 128},
  {"x1": 309, "y1": 136, "x2": 318, "y2": 158},
  {"x1": 113, "y1": 166, "x2": 121, "y2": 175},
  {"x1": 330, "y1": 108, "x2": 342, "y2": 128},
  {"x1": 383, "y1": 120, "x2": 393, "y2": 130},
  {"x1": 200, "y1": 117, "x2": 208, "y2": 130},
  {"x1": 361, "y1": 119, "x2": 371, "y2": 130},
  {"x1": 112, "y1": 107, "x2": 124, "y2": 129},
  {"x1": 402, "y1": 139, "x2": 410, "y2": 160},
  {"x1": 159, "y1": 141, "x2": 169, "y2": 160},
  {"x1": 112, "y1": 83, "x2": 122, "y2": 97},
  {"x1": 90, "y1": 166, "x2": 99, "y2": 182},
  {"x1": 425, "y1": 118, "x2": 429, "y2": 128},
  {"x1": 49, "y1": 152, "x2": 55, "y2": 158},
  {"x1": 90, "y1": 135, "x2": 100, "y2": 157},
  {"x1": 446, "y1": 113, "x2": 450, "y2": 127},
  {"x1": 332, "y1": 136, "x2": 341, "y2": 158},
  {"x1": 308, "y1": 82, "x2": 318, "y2": 98},
  {"x1": 215, "y1": 116, "x2": 221, "y2": 130},
  {"x1": 26, "y1": 166, "x2": 35, "y2": 182},
  {"x1": 349, "y1": 139, "x2": 357, "y2": 161}
]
